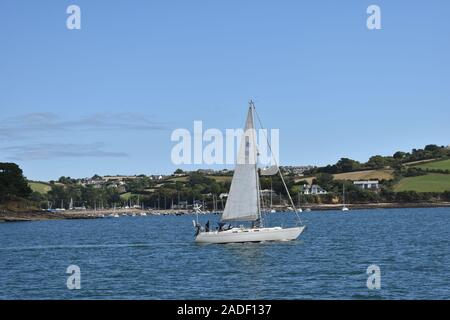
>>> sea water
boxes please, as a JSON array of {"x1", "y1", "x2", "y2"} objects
[{"x1": 0, "y1": 207, "x2": 448, "y2": 299}]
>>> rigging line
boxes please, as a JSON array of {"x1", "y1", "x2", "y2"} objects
[
  {"x1": 253, "y1": 105, "x2": 303, "y2": 225},
  {"x1": 258, "y1": 169, "x2": 269, "y2": 227}
]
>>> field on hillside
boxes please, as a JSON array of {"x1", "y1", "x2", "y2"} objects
[
  {"x1": 166, "y1": 175, "x2": 232, "y2": 183},
  {"x1": 209, "y1": 175, "x2": 232, "y2": 183},
  {"x1": 333, "y1": 169, "x2": 394, "y2": 181},
  {"x1": 166, "y1": 176, "x2": 189, "y2": 182},
  {"x1": 413, "y1": 159, "x2": 450, "y2": 171},
  {"x1": 294, "y1": 169, "x2": 394, "y2": 185},
  {"x1": 403, "y1": 159, "x2": 436, "y2": 166},
  {"x1": 28, "y1": 182, "x2": 51, "y2": 194},
  {"x1": 120, "y1": 192, "x2": 132, "y2": 200},
  {"x1": 394, "y1": 173, "x2": 450, "y2": 192}
]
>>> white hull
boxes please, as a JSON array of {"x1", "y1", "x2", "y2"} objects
[{"x1": 195, "y1": 226, "x2": 305, "y2": 244}]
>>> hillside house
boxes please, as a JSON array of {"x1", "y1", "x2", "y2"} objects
[
  {"x1": 302, "y1": 184, "x2": 328, "y2": 195},
  {"x1": 353, "y1": 180, "x2": 380, "y2": 190}
]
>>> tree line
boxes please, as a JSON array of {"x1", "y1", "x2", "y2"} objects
[{"x1": 306, "y1": 144, "x2": 450, "y2": 175}]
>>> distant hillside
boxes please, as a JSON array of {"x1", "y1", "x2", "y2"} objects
[
  {"x1": 333, "y1": 169, "x2": 394, "y2": 181},
  {"x1": 296, "y1": 169, "x2": 394, "y2": 185},
  {"x1": 412, "y1": 159, "x2": 450, "y2": 171},
  {"x1": 28, "y1": 181, "x2": 51, "y2": 194},
  {"x1": 4, "y1": 144, "x2": 450, "y2": 211},
  {"x1": 166, "y1": 175, "x2": 231, "y2": 183},
  {"x1": 394, "y1": 173, "x2": 450, "y2": 192}
]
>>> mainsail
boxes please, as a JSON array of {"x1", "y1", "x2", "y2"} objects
[{"x1": 221, "y1": 105, "x2": 260, "y2": 222}]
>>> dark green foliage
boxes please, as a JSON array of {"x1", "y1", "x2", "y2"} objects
[
  {"x1": 366, "y1": 155, "x2": 395, "y2": 169},
  {"x1": 403, "y1": 167, "x2": 427, "y2": 177},
  {"x1": 58, "y1": 176, "x2": 77, "y2": 184},
  {"x1": 395, "y1": 191, "x2": 422, "y2": 203},
  {"x1": 441, "y1": 191, "x2": 450, "y2": 201},
  {"x1": 315, "y1": 158, "x2": 363, "y2": 174},
  {"x1": 0, "y1": 163, "x2": 32, "y2": 202},
  {"x1": 307, "y1": 144, "x2": 450, "y2": 177}
]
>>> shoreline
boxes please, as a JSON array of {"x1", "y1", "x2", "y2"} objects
[
  {"x1": 302, "y1": 202, "x2": 450, "y2": 211},
  {"x1": 1, "y1": 202, "x2": 449, "y2": 222}
]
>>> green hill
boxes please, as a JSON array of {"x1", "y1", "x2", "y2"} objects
[
  {"x1": 412, "y1": 159, "x2": 450, "y2": 171},
  {"x1": 394, "y1": 173, "x2": 450, "y2": 192},
  {"x1": 28, "y1": 181, "x2": 51, "y2": 194},
  {"x1": 120, "y1": 192, "x2": 132, "y2": 200}
]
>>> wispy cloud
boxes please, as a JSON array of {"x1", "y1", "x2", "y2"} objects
[
  {"x1": 0, "y1": 112, "x2": 167, "y2": 140},
  {"x1": 1, "y1": 143, "x2": 128, "y2": 160}
]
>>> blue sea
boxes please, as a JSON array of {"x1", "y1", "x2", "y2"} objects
[{"x1": 0, "y1": 207, "x2": 449, "y2": 299}]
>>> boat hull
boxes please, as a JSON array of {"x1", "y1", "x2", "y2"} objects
[{"x1": 195, "y1": 226, "x2": 305, "y2": 244}]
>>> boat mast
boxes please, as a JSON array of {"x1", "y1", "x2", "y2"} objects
[
  {"x1": 343, "y1": 184, "x2": 346, "y2": 206},
  {"x1": 249, "y1": 100, "x2": 263, "y2": 227}
]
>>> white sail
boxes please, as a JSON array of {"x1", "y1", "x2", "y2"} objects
[{"x1": 221, "y1": 106, "x2": 260, "y2": 222}]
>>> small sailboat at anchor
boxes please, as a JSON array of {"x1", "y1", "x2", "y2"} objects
[
  {"x1": 194, "y1": 101, "x2": 305, "y2": 243},
  {"x1": 342, "y1": 184, "x2": 350, "y2": 211}
]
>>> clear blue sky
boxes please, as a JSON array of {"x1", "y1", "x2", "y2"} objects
[{"x1": 1, "y1": 0, "x2": 449, "y2": 181}]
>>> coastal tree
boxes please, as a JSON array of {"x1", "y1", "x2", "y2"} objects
[{"x1": 0, "y1": 163, "x2": 32, "y2": 202}]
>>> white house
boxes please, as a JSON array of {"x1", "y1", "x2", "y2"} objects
[
  {"x1": 302, "y1": 184, "x2": 328, "y2": 195},
  {"x1": 353, "y1": 180, "x2": 379, "y2": 190}
]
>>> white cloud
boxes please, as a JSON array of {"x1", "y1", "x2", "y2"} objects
[{"x1": 2, "y1": 143, "x2": 128, "y2": 160}]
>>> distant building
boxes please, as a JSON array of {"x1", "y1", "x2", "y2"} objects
[
  {"x1": 173, "y1": 173, "x2": 185, "y2": 177},
  {"x1": 281, "y1": 166, "x2": 315, "y2": 175},
  {"x1": 302, "y1": 184, "x2": 328, "y2": 195},
  {"x1": 102, "y1": 175, "x2": 140, "y2": 181},
  {"x1": 353, "y1": 180, "x2": 380, "y2": 190},
  {"x1": 197, "y1": 169, "x2": 215, "y2": 175},
  {"x1": 149, "y1": 175, "x2": 165, "y2": 180}
]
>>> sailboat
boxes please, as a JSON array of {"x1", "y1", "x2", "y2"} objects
[
  {"x1": 110, "y1": 204, "x2": 119, "y2": 218},
  {"x1": 342, "y1": 184, "x2": 349, "y2": 211},
  {"x1": 55, "y1": 199, "x2": 66, "y2": 212},
  {"x1": 297, "y1": 192, "x2": 311, "y2": 212},
  {"x1": 194, "y1": 101, "x2": 305, "y2": 243}
]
